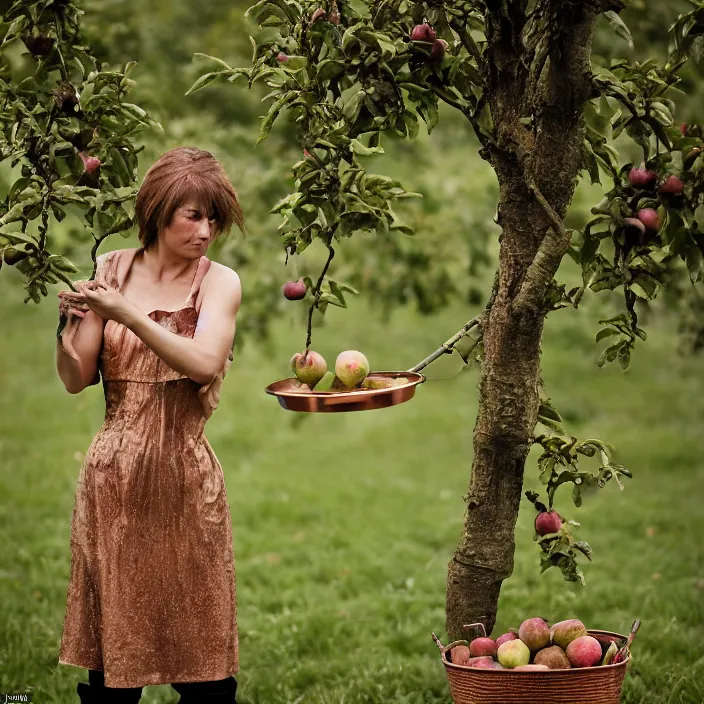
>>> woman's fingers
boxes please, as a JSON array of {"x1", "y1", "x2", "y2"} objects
[{"x1": 81, "y1": 281, "x2": 107, "y2": 293}]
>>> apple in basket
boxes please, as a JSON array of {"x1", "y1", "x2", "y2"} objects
[
  {"x1": 518, "y1": 617, "x2": 550, "y2": 651},
  {"x1": 534, "y1": 645, "x2": 571, "y2": 669},
  {"x1": 497, "y1": 639, "x2": 530, "y2": 668},
  {"x1": 566, "y1": 636, "x2": 603, "y2": 667},
  {"x1": 469, "y1": 637, "x2": 497, "y2": 658},
  {"x1": 550, "y1": 619, "x2": 587, "y2": 648},
  {"x1": 467, "y1": 657, "x2": 502, "y2": 669}
]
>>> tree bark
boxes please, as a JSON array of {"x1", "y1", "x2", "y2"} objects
[{"x1": 446, "y1": 2, "x2": 602, "y2": 639}]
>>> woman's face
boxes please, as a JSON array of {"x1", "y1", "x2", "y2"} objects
[{"x1": 160, "y1": 200, "x2": 217, "y2": 256}]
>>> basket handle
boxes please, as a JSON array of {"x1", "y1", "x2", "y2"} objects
[
  {"x1": 462, "y1": 622, "x2": 487, "y2": 639},
  {"x1": 431, "y1": 632, "x2": 445, "y2": 652},
  {"x1": 613, "y1": 619, "x2": 640, "y2": 664}
]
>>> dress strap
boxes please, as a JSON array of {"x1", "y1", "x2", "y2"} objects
[
  {"x1": 186, "y1": 257, "x2": 212, "y2": 304},
  {"x1": 114, "y1": 248, "x2": 140, "y2": 292}
]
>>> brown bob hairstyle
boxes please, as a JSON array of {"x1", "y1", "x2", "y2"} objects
[{"x1": 135, "y1": 147, "x2": 246, "y2": 250}]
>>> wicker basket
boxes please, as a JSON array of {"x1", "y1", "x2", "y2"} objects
[{"x1": 433, "y1": 624, "x2": 631, "y2": 704}]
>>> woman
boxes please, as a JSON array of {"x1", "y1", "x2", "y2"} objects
[{"x1": 55, "y1": 147, "x2": 245, "y2": 703}]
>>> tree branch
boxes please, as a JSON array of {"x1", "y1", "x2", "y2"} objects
[
  {"x1": 305, "y1": 237, "x2": 335, "y2": 351},
  {"x1": 429, "y1": 83, "x2": 470, "y2": 116},
  {"x1": 513, "y1": 177, "x2": 572, "y2": 314},
  {"x1": 406, "y1": 315, "x2": 483, "y2": 374}
]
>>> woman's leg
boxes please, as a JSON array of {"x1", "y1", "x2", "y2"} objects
[
  {"x1": 75, "y1": 669, "x2": 143, "y2": 703},
  {"x1": 170, "y1": 676, "x2": 237, "y2": 703}
]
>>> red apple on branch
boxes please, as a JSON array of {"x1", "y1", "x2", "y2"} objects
[{"x1": 282, "y1": 279, "x2": 307, "y2": 300}]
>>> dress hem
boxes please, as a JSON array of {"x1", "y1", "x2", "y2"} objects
[{"x1": 58, "y1": 657, "x2": 239, "y2": 688}]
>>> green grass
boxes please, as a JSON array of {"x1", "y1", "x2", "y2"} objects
[{"x1": 0, "y1": 263, "x2": 703, "y2": 704}]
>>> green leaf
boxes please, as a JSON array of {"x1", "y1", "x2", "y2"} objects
[
  {"x1": 376, "y1": 36, "x2": 396, "y2": 59},
  {"x1": 597, "y1": 340, "x2": 624, "y2": 368},
  {"x1": 686, "y1": 246, "x2": 703, "y2": 283},
  {"x1": 538, "y1": 399, "x2": 563, "y2": 423},
  {"x1": 584, "y1": 101, "x2": 612, "y2": 139},
  {"x1": 256, "y1": 91, "x2": 296, "y2": 145},
  {"x1": 572, "y1": 484, "x2": 582, "y2": 508},
  {"x1": 350, "y1": 139, "x2": 385, "y2": 156},
  {"x1": 193, "y1": 53, "x2": 234, "y2": 71},
  {"x1": 604, "y1": 11, "x2": 633, "y2": 50},
  {"x1": 185, "y1": 71, "x2": 225, "y2": 96},
  {"x1": 595, "y1": 327, "x2": 619, "y2": 343},
  {"x1": 574, "y1": 541, "x2": 593, "y2": 561},
  {"x1": 330, "y1": 280, "x2": 359, "y2": 295},
  {"x1": 342, "y1": 90, "x2": 365, "y2": 122},
  {"x1": 48, "y1": 254, "x2": 78, "y2": 273},
  {"x1": 316, "y1": 59, "x2": 345, "y2": 81},
  {"x1": 454, "y1": 333, "x2": 480, "y2": 364},
  {"x1": 318, "y1": 291, "x2": 346, "y2": 308},
  {"x1": 618, "y1": 347, "x2": 631, "y2": 371},
  {"x1": 328, "y1": 281, "x2": 349, "y2": 307}
]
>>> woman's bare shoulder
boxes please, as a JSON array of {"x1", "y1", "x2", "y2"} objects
[
  {"x1": 206, "y1": 260, "x2": 241, "y2": 287},
  {"x1": 96, "y1": 248, "x2": 135, "y2": 263},
  {"x1": 201, "y1": 261, "x2": 242, "y2": 311}
]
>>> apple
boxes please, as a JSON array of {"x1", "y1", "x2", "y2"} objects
[
  {"x1": 550, "y1": 619, "x2": 587, "y2": 648},
  {"x1": 518, "y1": 617, "x2": 550, "y2": 652},
  {"x1": 335, "y1": 350, "x2": 370, "y2": 388},
  {"x1": 659, "y1": 175, "x2": 684, "y2": 195},
  {"x1": 566, "y1": 636, "x2": 603, "y2": 668},
  {"x1": 410, "y1": 23, "x2": 437, "y2": 43},
  {"x1": 535, "y1": 511, "x2": 562, "y2": 536},
  {"x1": 282, "y1": 279, "x2": 307, "y2": 300},
  {"x1": 469, "y1": 637, "x2": 497, "y2": 658},
  {"x1": 497, "y1": 639, "x2": 530, "y2": 669},
  {"x1": 290, "y1": 350, "x2": 327, "y2": 387},
  {"x1": 628, "y1": 166, "x2": 657, "y2": 189},
  {"x1": 636, "y1": 207, "x2": 660, "y2": 233}
]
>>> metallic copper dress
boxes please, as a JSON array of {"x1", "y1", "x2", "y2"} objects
[{"x1": 58, "y1": 248, "x2": 238, "y2": 688}]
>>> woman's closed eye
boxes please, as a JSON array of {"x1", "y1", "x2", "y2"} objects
[{"x1": 188, "y1": 212, "x2": 217, "y2": 224}]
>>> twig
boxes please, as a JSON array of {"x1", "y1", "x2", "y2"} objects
[
  {"x1": 406, "y1": 316, "x2": 483, "y2": 373},
  {"x1": 89, "y1": 233, "x2": 108, "y2": 281},
  {"x1": 305, "y1": 236, "x2": 336, "y2": 350},
  {"x1": 429, "y1": 83, "x2": 470, "y2": 116}
]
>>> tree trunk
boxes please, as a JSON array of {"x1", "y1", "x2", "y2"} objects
[{"x1": 446, "y1": 2, "x2": 603, "y2": 639}]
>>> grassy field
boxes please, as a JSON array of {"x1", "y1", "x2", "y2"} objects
[{"x1": 0, "y1": 257, "x2": 703, "y2": 704}]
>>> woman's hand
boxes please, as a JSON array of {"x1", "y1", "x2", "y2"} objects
[
  {"x1": 58, "y1": 281, "x2": 90, "y2": 320},
  {"x1": 57, "y1": 286, "x2": 90, "y2": 359},
  {"x1": 61, "y1": 281, "x2": 138, "y2": 326}
]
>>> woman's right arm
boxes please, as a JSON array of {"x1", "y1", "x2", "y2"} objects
[{"x1": 56, "y1": 306, "x2": 106, "y2": 394}]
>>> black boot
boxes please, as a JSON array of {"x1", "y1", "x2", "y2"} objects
[
  {"x1": 172, "y1": 676, "x2": 237, "y2": 704},
  {"x1": 77, "y1": 670, "x2": 143, "y2": 704},
  {"x1": 77, "y1": 681, "x2": 94, "y2": 704}
]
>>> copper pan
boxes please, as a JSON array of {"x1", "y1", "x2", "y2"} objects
[{"x1": 265, "y1": 371, "x2": 426, "y2": 413}]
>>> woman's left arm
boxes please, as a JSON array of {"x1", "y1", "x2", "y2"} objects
[
  {"x1": 77, "y1": 266, "x2": 242, "y2": 386},
  {"x1": 129, "y1": 267, "x2": 241, "y2": 385}
]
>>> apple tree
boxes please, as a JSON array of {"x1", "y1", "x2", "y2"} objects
[
  {"x1": 0, "y1": 0, "x2": 159, "y2": 331},
  {"x1": 188, "y1": 0, "x2": 704, "y2": 638}
]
